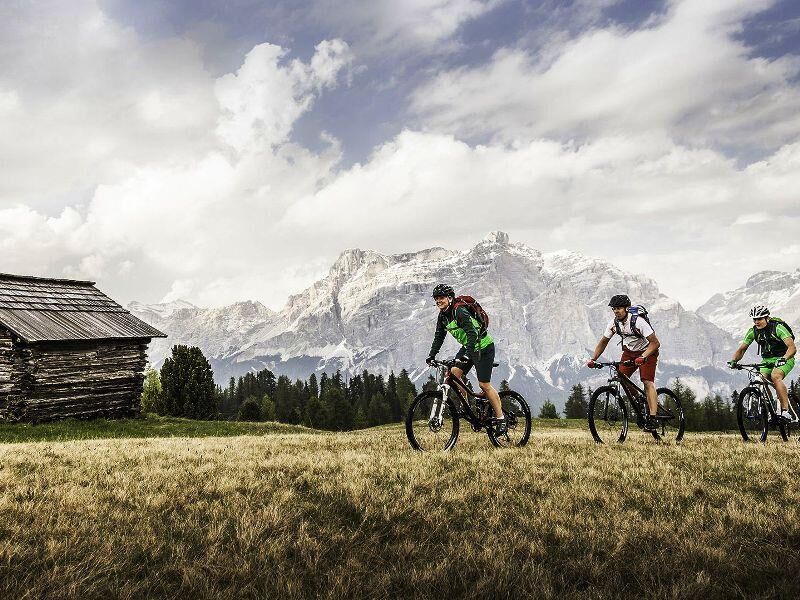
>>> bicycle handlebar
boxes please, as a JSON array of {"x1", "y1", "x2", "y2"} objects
[
  {"x1": 729, "y1": 362, "x2": 771, "y2": 370},
  {"x1": 428, "y1": 358, "x2": 500, "y2": 369},
  {"x1": 590, "y1": 360, "x2": 634, "y2": 369}
]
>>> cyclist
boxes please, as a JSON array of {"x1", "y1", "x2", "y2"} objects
[
  {"x1": 587, "y1": 294, "x2": 662, "y2": 430},
  {"x1": 728, "y1": 305, "x2": 797, "y2": 422},
  {"x1": 426, "y1": 284, "x2": 506, "y2": 434}
]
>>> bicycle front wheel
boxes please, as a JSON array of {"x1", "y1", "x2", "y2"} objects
[
  {"x1": 652, "y1": 388, "x2": 685, "y2": 443},
  {"x1": 488, "y1": 390, "x2": 532, "y2": 448},
  {"x1": 737, "y1": 386, "x2": 768, "y2": 443},
  {"x1": 588, "y1": 386, "x2": 628, "y2": 443},
  {"x1": 406, "y1": 390, "x2": 460, "y2": 452}
]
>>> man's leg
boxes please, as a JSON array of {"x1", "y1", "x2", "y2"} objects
[
  {"x1": 478, "y1": 381, "x2": 503, "y2": 418},
  {"x1": 771, "y1": 369, "x2": 789, "y2": 411},
  {"x1": 475, "y1": 345, "x2": 502, "y2": 418},
  {"x1": 643, "y1": 380, "x2": 658, "y2": 416}
]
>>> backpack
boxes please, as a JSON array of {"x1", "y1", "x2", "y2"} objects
[
  {"x1": 452, "y1": 295, "x2": 489, "y2": 334},
  {"x1": 614, "y1": 305, "x2": 654, "y2": 340},
  {"x1": 754, "y1": 317, "x2": 795, "y2": 356}
]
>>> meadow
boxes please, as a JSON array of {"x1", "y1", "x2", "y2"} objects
[{"x1": 1, "y1": 416, "x2": 799, "y2": 599}]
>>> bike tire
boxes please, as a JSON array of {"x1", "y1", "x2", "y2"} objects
[
  {"x1": 736, "y1": 386, "x2": 768, "y2": 443},
  {"x1": 487, "y1": 390, "x2": 532, "y2": 448},
  {"x1": 652, "y1": 388, "x2": 685, "y2": 443},
  {"x1": 588, "y1": 386, "x2": 628, "y2": 443},
  {"x1": 405, "y1": 390, "x2": 460, "y2": 452}
]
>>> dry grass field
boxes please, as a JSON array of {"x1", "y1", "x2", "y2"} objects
[{"x1": 1, "y1": 419, "x2": 799, "y2": 599}]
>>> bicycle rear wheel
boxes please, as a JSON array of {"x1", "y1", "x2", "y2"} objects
[
  {"x1": 737, "y1": 386, "x2": 768, "y2": 443},
  {"x1": 588, "y1": 386, "x2": 628, "y2": 443},
  {"x1": 405, "y1": 390, "x2": 460, "y2": 451},
  {"x1": 488, "y1": 390, "x2": 532, "y2": 448},
  {"x1": 652, "y1": 388, "x2": 685, "y2": 443}
]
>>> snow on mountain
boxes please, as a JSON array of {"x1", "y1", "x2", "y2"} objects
[
  {"x1": 131, "y1": 232, "x2": 739, "y2": 407},
  {"x1": 698, "y1": 270, "x2": 800, "y2": 337}
]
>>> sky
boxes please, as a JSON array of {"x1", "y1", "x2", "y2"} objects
[{"x1": 1, "y1": 0, "x2": 799, "y2": 310}]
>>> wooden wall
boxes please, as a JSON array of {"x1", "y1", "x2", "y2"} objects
[{"x1": 1, "y1": 338, "x2": 149, "y2": 422}]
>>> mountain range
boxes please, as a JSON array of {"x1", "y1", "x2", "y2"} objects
[{"x1": 130, "y1": 232, "x2": 799, "y2": 409}]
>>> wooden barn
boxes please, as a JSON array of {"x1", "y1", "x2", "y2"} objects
[{"x1": 0, "y1": 273, "x2": 166, "y2": 422}]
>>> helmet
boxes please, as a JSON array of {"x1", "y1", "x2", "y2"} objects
[
  {"x1": 749, "y1": 305, "x2": 770, "y2": 319},
  {"x1": 608, "y1": 294, "x2": 631, "y2": 308},
  {"x1": 431, "y1": 284, "x2": 455, "y2": 298}
]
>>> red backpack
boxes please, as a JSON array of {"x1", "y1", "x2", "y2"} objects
[{"x1": 452, "y1": 295, "x2": 489, "y2": 334}]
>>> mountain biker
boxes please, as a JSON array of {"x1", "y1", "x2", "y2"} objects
[
  {"x1": 587, "y1": 294, "x2": 662, "y2": 431},
  {"x1": 728, "y1": 305, "x2": 797, "y2": 422},
  {"x1": 426, "y1": 284, "x2": 506, "y2": 434}
]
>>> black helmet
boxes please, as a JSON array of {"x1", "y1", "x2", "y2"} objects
[
  {"x1": 608, "y1": 294, "x2": 631, "y2": 308},
  {"x1": 431, "y1": 284, "x2": 455, "y2": 298}
]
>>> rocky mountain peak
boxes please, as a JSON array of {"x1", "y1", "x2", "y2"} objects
[{"x1": 483, "y1": 231, "x2": 510, "y2": 245}]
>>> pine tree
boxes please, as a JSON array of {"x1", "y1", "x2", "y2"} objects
[
  {"x1": 563, "y1": 384, "x2": 588, "y2": 419},
  {"x1": 261, "y1": 394, "x2": 276, "y2": 421},
  {"x1": 387, "y1": 372, "x2": 401, "y2": 422},
  {"x1": 140, "y1": 367, "x2": 162, "y2": 414},
  {"x1": 670, "y1": 378, "x2": 698, "y2": 430},
  {"x1": 327, "y1": 387, "x2": 352, "y2": 431},
  {"x1": 396, "y1": 369, "x2": 417, "y2": 420},
  {"x1": 367, "y1": 393, "x2": 391, "y2": 426},
  {"x1": 538, "y1": 399, "x2": 559, "y2": 419},
  {"x1": 353, "y1": 407, "x2": 368, "y2": 429},
  {"x1": 159, "y1": 345, "x2": 216, "y2": 419},
  {"x1": 500, "y1": 379, "x2": 510, "y2": 392},
  {"x1": 238, "y1": 396, "x2": 262, "y2": 421}
]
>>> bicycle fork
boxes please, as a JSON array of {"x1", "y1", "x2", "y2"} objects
[{"x1": 429, "y1": 384, "x2": 450, "y2": 425}]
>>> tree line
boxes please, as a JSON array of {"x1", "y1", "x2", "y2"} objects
[
  {"x1": 141, "y1": 345, "x2": 417, "y2": 430},
  {"x1": 141, "y1": 345, "x2": 799, "y2": 431}
]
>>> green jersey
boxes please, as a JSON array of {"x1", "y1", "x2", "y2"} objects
[
  {"x1": 429, "y1": 305, "x2": 493, "y2": 359},
  {"x1": 742, "y1": 321, "x2": 792, "y2": 359}
]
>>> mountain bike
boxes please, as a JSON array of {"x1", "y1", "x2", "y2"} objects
[
  {"x1": 729, "y1": 362, "x2": 800, "y2": 442},
  {"x1": 405, "y1": 358, "x2": 532, "y2": 451},
  {"x1": 588, "y1": 360, "x2": 685, "y2": 443}
]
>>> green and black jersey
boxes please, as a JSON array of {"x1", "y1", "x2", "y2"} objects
[
  {"x1": 429, "y1": 305, "x2": 493, "y2": 359},
  {"x1": 742, "y1": 320, "x2": 792, "y2": 359}
]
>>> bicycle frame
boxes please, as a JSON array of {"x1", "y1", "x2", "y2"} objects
[
  {"x1": 429, "y1": 361, "x2": 491, "y2": 432},
  {"x1": 605, "y1": 365, "x2": 650, "y2": 422}
]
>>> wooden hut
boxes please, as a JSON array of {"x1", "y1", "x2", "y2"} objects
[{"x1": 0, "y1": 273, "x2": 166, "y2": 422}]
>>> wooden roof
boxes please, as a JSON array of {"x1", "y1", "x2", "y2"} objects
[{"x1": 0, "y1": 273, "x2": 166, "y2": 342}]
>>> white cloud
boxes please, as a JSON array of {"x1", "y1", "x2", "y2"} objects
[
  {"x1": 312, "y1": 0, "x2": 502, "y2": 56},
  {"x1": 215, "y1": 39, "x2": 352, "y2": 153},
  {"x1": 2, "y1": 0, "x2": 799, "y2": 315},
  {"x1": 411, "y1": 0, "x2": 800, "y2": 152}
]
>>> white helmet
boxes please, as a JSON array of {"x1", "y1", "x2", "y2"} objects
[{"x1": 749, "y1": 305, "x2": 770, "y2": 319}]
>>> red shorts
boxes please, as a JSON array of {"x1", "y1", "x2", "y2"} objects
[{"x1": 618, "y1": 348, "x2": 658, "y2": 382}]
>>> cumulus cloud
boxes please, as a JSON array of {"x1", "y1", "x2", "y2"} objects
[
  {"x1": 2, "y1": 0, "x2": 799, "y2": 313},
  {"x1": 411, "y1": 0, "x2": 800, "y2": 153},
  {"x1": 215, "y1": 39, "x2": 352, "y2": 153}
]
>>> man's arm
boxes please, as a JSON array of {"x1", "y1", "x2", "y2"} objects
[
  {"x1": 641, "y1": 333, "x2": 660, "y2": 360},
  {"x1": 428, "y1": 314, "x2": 446, "y2": 359},
  {"x1": 730, "y1": 342, "x2": 750, "y2": 364},
  {"x1": 590, "y1": 336, "x2": 611, "y2": 362},
  {"x1": 782, "y1": 336, "x2": 796, "y2": 360}
]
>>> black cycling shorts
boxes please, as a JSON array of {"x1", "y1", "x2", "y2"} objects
[{"x1": 455, "y1": 343, "x2": 496, "y2": 383}]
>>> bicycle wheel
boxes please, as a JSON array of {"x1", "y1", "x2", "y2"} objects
[
  {"x1": 736, "y1": 386, "x2": 768, "y2": 443},
  {"x1": 406, "y1": 390, "x2": 460, "y2": 451},
  {"x1": 588, "y1": 386, "x2": 628, "y2": 443},
  {"x1": 652, "y1": 388, "x2": 685, "y2": 442},
  {"x1": 488, "y1": 390, "x2": 532, "y2": 448}
]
